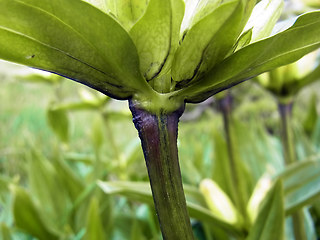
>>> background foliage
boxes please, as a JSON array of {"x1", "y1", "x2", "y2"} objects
[{"x1": 1, "y1": 0, "x2": 320, "y2": 239}]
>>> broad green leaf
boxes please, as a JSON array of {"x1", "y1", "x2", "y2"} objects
[
  {"x1": 47, "y1": 107, "x2": 69, "y2": 143},
  {"x1": 84, "y1": 0, "x2": 108, "y2": 13},
  {"x1": 278, "y1": 159, "x2": 320, "y2": 215},
  {"x1": 191, "y1": 0, "x2": 222, "y2": 24},
  {"x1": 84, "y1": 197, "x2": 106, "y2": 240},
  {"x1": 98, "y1": 181, "x2": 243, "y2": 234},
  {"x1": 0, "y1": 0, "x2": 150, "y2": 99},
  {"x1": 11, "y1": 186, "x2": 59, "y2": 240},
  {"x1": 173, "y1": 11, "x2": 320, "y2": 103},
  {"x1": 130, "y1": 0, "x2": 184, "y2": 85},
  {"x1": 243, "y1": 0, "x2": 284, "y2": 43},
  {"x1": 172, "y1": 0, "x2": 243, "y2": 83},
  {"x1": 130, "y1": 0, "x2": 171, "y2": 81},
  {"x1": 150, "y1": 0, "x2": 185, "y2": 93},
  {"x1": 102, "y1": 0, "x2": 150, "y2": 31},
  {"x1": 246, "y1": 180, "x2": 284, "y2": 240}
]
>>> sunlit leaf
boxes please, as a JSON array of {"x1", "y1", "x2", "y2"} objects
[
  {"x1": 174, "y1": 11, "x2": 320, "y2": 103},
  {"x1": 172, "y1": 0, "x2": 244, "y2": 83},
  {"x1": 102, "y1": 0, "x2": 150, "y2": 31},
  {"x1": 247, "y1": 180, "x2": 284, "y2": 240},
  {"x1": 243, "y1": 0, "x2": 284, "y2": 43},
  {"x1": 0, "y1": 0, "x2": 150, "y2": 99}
]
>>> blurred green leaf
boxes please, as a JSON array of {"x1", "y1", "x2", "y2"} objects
[
  {"x1": 91, "y1": 115, "x2": 104, "y2": 153},
  {"x1": 0, "y1": 223, "x2": 11, "y2": 240},
  {"x1": 98, "y1": 181, "x2": 243, "y2": 235},
  {"x1": 200, "y1": 179, "x2": 240, "y2": 225},
  {"x1": 247, "y1": 180, "x2": 284, "y2": 240},
  {"x1": 54, "y1": 158, "x2": 85, "y2": 202},
  {"x1": 17, "y1": 73, "x2": 63, "y2": 85},
  {"x1": 11, "y1": 185, "x2": 59, "y2": 240},
  {"x1": 278, "y1": 159, "x2": 320, "y2": 215},
  {"x1": 293, "y1": 61, "x2": 320, "y2": 94},
  {"x1": 28, "y1": 151, "x2": 71, "y2": 229},
  {"x1": 84, "y1": 197, "x2": 106, "y2": 240},
  {"x1": 47, "y1": 107, "x2": 69, "y2": 143},
  {"x1": 0, "y1": 0, "x2": 150, "y2": 99},
  {"x1": 303, "y1": 94, "x2": 318, "y2": 135}
]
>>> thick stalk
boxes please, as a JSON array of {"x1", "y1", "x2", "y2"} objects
[
  {"x1": 278, "y1": 102, "x2": 307, "y2": 240},
  {"x1": 129, "y1": 100, "x2": 194, "y2": 240},
  {"x1": 218, "y1": 94, "x2": 248, "y2": 225}
]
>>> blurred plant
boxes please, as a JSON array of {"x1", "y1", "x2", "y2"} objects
[
  {"x1": 1, "y1": 0, "x2": 320, "y2": 239},
  {"x1": 256, "y1": 42, "x2": 320, "y2": 239}
]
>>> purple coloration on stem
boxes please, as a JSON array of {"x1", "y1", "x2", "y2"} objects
[{"x1": 129, "y1": 99, "x2": 194, "y2": 240}]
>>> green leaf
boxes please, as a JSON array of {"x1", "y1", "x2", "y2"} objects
[
  {"x1": 98, "y1": 181, "x2": 243, "y2": 235},
  {"x1": 17, "y1": 73, "x2": 63, "y2": 85},
  {"x1": 293, "y1": 61, "x2": 320, "y2": 94},
  {"x1": 173, "y1": 11, "x2": 320, "y2": 103},
  {"x1": 246, "y1": 180, "x2": 285, "y2": 240},
  {"x1": 172, "y1": 0, "x2": 244, "y2": 83},
  {"x1": 0, "y1": 223, "x2": 11, "y2": 240},
  {"x1": 27, "y1": 151, "x2": 71, "y2": 229},
  {"x1": 53, "y1": 158, "x2": 85, "y2": 202},
  {"x1": 11, "y1": 186, "x2": 59, "y2": 240},
  {"x1": 84, "y1": 197, "x2": 106, "y2": 240},
  {"x1": 0, "y1": 0, "x2": 150, "y2": 99},
  {"x1": 278, "y1": 159, "x2": 320, "y2": 215},
  {"x1": 303, "y1": 94, "x2": 318, "y2": 135},
  {"x1": 47, "y1": 107, "x2": 69, "y2": 143},
  {"x1": 199, "y1": 179, "x2": 240, "y2": 225},
  {"x1": 130, "y1": 0, "x2": 184, "y2": 84},
  {"x1": 231, "y1": 29, "x2": 253, "y2": 53},
  {"x1": 101, "y1": 0, "x2": 150, "y2": 31},
  {"x1": 91, "y1": 115, "x2": 105, "y2": 153},
  {"x1": 243, "y1": 0, "x2": 284, "y2": 43}
]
